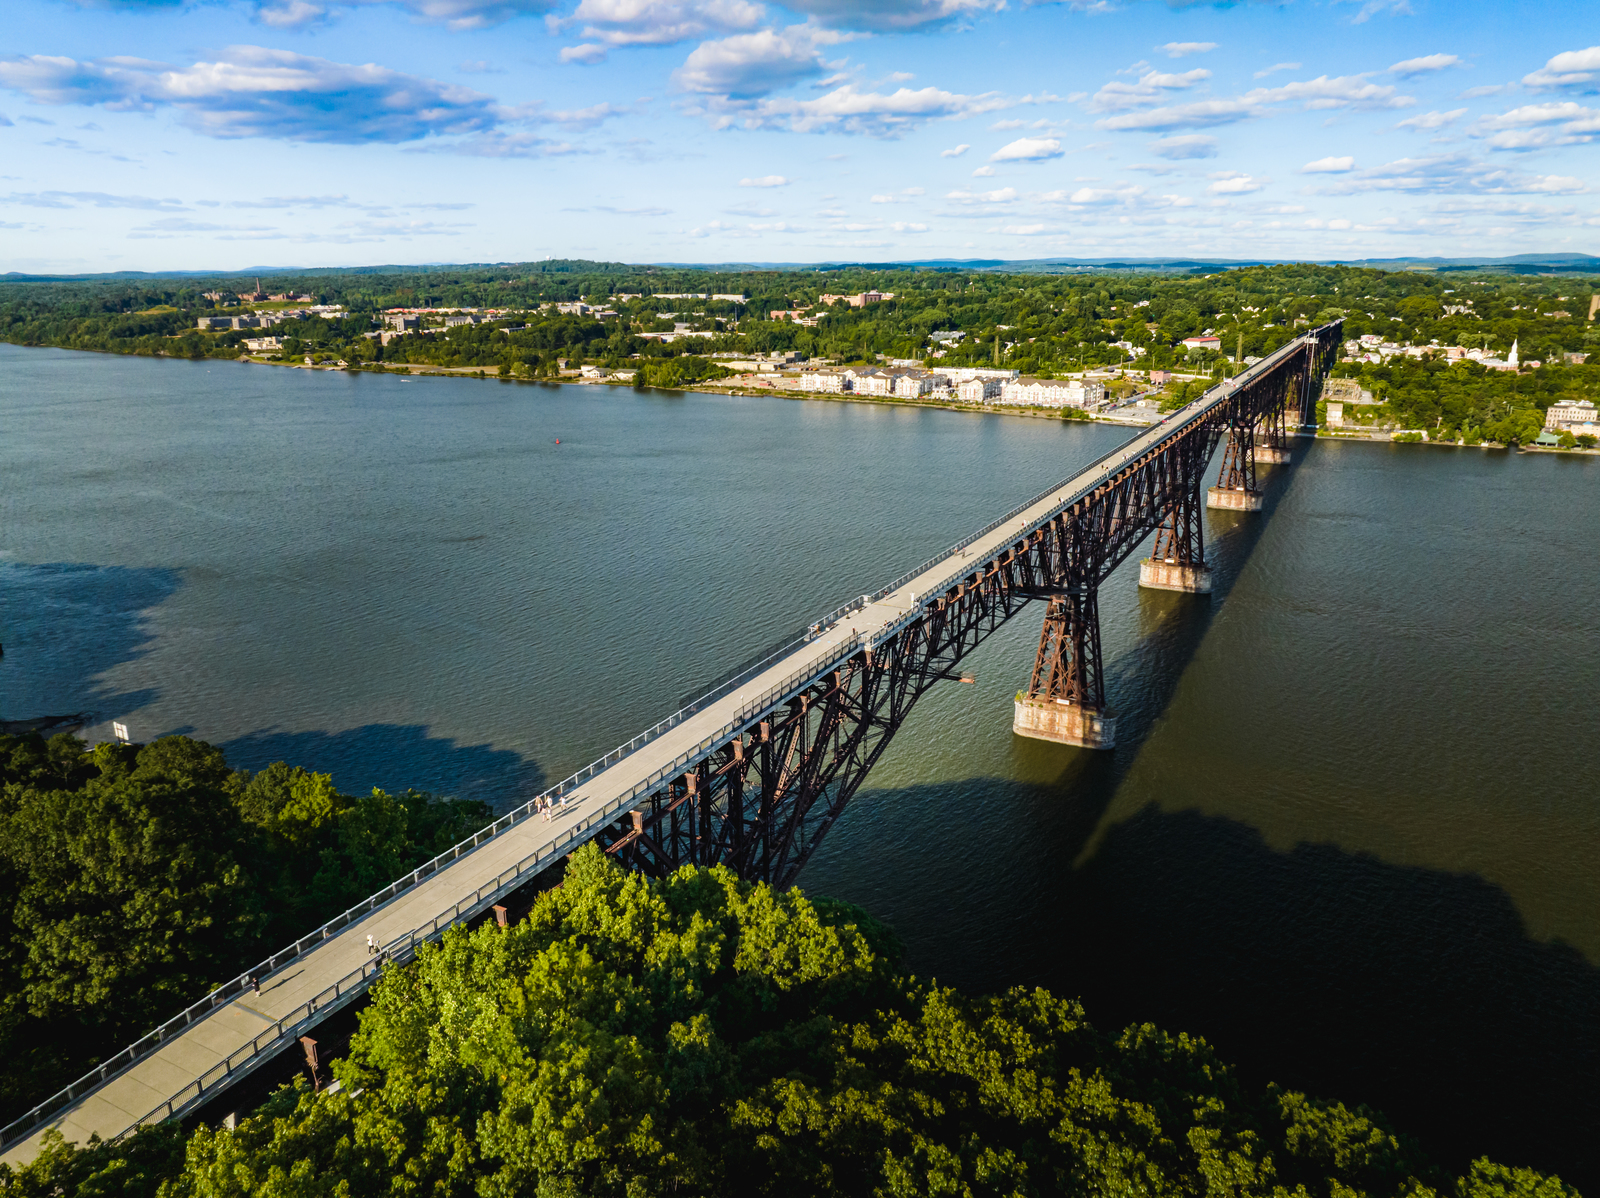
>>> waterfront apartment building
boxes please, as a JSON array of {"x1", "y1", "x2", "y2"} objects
[
  {"x1": 843, "y1": 368, "x2": 948, "y2": 397},
  {"x1": 943, "y1": 367, "x2": 1020, "y2": 382},
  {"x1": 798, "y1": 371, "x2": 851, "y2": 393},
  {"x1": 1545, "y1": 399, "x2": 1600, "y2": 432},
  {"x1": 894, "y1": 371, "x2": 947, "y2": 398},
  {"x1": 957, "y1": 377, "x2": 1005, "y2": 402},
  {"x1": 999, "y1": 377, "x2": 1107, "y2": 408},
  {"x1": 848, "y1": 369, "x2": 896, "y2": 396}
]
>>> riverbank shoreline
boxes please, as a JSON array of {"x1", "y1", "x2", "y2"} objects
[
  {"x1": 234, "y1": 352, "x2": 1163, "y2": 429},
  {"x1": 1315, "y1": 425, "x2": 1600, "y2": 455},
  {"x1": 253, "y1": 356, "x2": 1600, "y2": 450}
]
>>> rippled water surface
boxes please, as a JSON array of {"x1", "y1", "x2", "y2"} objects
[{"x1": 3, "y1": 343, "x2": 1598, "y2": 1187}]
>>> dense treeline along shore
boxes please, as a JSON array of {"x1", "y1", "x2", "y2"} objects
[
  {"x1": 0, "y1": 732, "x2": 1584, "y2": 1197},
  {"x1": 1, "y1": 260, "x2": 1596, "y2": 448}
]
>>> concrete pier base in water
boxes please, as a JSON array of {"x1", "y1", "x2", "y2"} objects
[
  {"x1": 1013, "y1": 696, "x2": 1115, "y2": 749},
  {"x1": 1252, "y1": 446, "x2": 1291, "y2": 465},
  {"x1": 1207, "y1": 486, "x2": 1264, "y2": 512},
  {"x1": 1138, "y1": 558, "x2": 1213, "y2": 593}
]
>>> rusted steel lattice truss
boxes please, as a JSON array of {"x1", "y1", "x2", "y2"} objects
[{"x1": 600, "y1": 324, "x2": 1341, "y2": 887}]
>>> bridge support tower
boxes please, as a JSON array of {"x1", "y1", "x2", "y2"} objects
[
  {"x1": 1140, "y1": 475, "x2": 1211, "y2": 594},
  {"x1": 1013, "y1": 588, "x2": 1115, "y2": 749},
  {"x1": 1208, "y1": 419, "x2": 1263, "y2": 511},
  {"x1": 1252, "y1": 394, "x2": 1292, "y2": 465}
]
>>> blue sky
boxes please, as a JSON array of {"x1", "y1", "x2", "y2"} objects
[{"x1": 1, "y1": 0, "x2": 1596, "y2": 271}]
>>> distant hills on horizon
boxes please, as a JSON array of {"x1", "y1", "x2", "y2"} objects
[{"x1": 3, "y1": 251, "x2": 1598, "y2": 283}]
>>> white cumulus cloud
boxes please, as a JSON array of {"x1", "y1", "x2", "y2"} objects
[
  {"x1": 558, "y1": 0, "x2": 764, "y2": 48},
  {"x1": 1397, "y1": 108, "x2": 1467, "y2": 130},
  {"x1": 990, "y1": 136, "x2": 1062, "y2": 161},
  {"x1": 560, "y1": 43, "x2": 609, "y2": 63},
  {"x1": 780, "y1": 0, "x2": 1002, "y2": 32},
  {"x1": 1208, "y1": 171, "x2": 1267, "y2": 194},
  {"x1": 1302, "y1": 156, "x2": 1355, "y2": 172},
  {"x1": 940, "y1": 142, "x2": 969, "y2": 157},
  {"x1": 1388, "y1": 53, "x2": 1461, "y2": 77},
  {"x1": 672, "y1": 25, "x2": 849, "y2": 98},
  {"x1": 1472, "y1": 101, "x2": 1600, "y2": 150},
  {"x1": 246, "y1": 0, "x2": 559, "y2": 30},
  {"x1": 1090, "y1": 67, "x2": 1211, "y2": 114},
  {"x1": 691, "y1": 79, "x2": 1009, "y2": 136},
  {"x1": 739, "y1": 174, "x2": 790, "y2": 185},
  {"x1": 1159, "y1": 42, "x2": 1217, "y2": 58},
  {"x1": 1061, "y1": 184, "x2": 1144, "y2": 205},
  {"x1": 1098, "y1": 98, "x2": 1258, "y2": 132},
  {"x1": 1522, "y1": 45, "x2": 1600, "y2": 92},
  {"x1": 0, "y1": 47, "x2": 499, "y2": 143}
]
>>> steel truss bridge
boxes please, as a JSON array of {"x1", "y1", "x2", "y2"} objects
[{"x1": 0, "y1": 320, "x2": 1342, "y2": 1167}]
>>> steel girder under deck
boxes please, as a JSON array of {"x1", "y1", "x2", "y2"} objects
[{"x1": 599, "y1": 328, "x2": 1343, "y2": 886}]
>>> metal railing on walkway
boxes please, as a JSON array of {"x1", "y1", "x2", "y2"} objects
[{"x1": 111, "y1": 632, "x2": 878, "y2": 1142}]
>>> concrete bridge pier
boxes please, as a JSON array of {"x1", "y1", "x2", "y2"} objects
[
  {"x1": 1207, "y1": 485, "x2": 1264, "y2": 512},
  {"x1": 1139, "y1": 558, "x2": 1213, "y2": 592},
  {"x1": 1141, "y1": 480, "x2": 1212, "y2": 593},
  {"x1": 1013, "y1": 696, "x2": 1115, "y2": 749},
  {"x1": 1013, "y1": 589, "x2": 1115, "y2": 749}
]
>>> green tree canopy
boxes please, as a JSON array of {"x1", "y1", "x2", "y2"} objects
[{"x1": 11, "y1": 846, "x2": 1570, "y2": 1198}]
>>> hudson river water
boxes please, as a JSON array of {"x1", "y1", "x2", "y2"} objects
[{"x1": 3, "y1": 344, "x2": 1598, "y2": 1187}]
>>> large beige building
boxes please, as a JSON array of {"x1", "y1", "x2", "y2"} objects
[
  {"x1": 818, "y1": 290, "x2": 895, "y2": 308},
  {"x1": 1545, "y1": 399, "x2": 1599, "y2": 433},
  {"x1": 798, "y1": 371, "x2": 850, "y2": 393},
  {"x1": 999, "y1": 377, "x2": 1106, "y2": 408}
]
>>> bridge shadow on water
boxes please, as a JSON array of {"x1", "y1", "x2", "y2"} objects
[
  {"x1": 819, "y1": 775, "x2": 1600, "y2": 1193},
  {"x1": 806, "y1": 447, "x2": 1600, "y2": 1191},
  {"x1": 0, "y1": 561, "x2": 181, "y2": 726}
]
